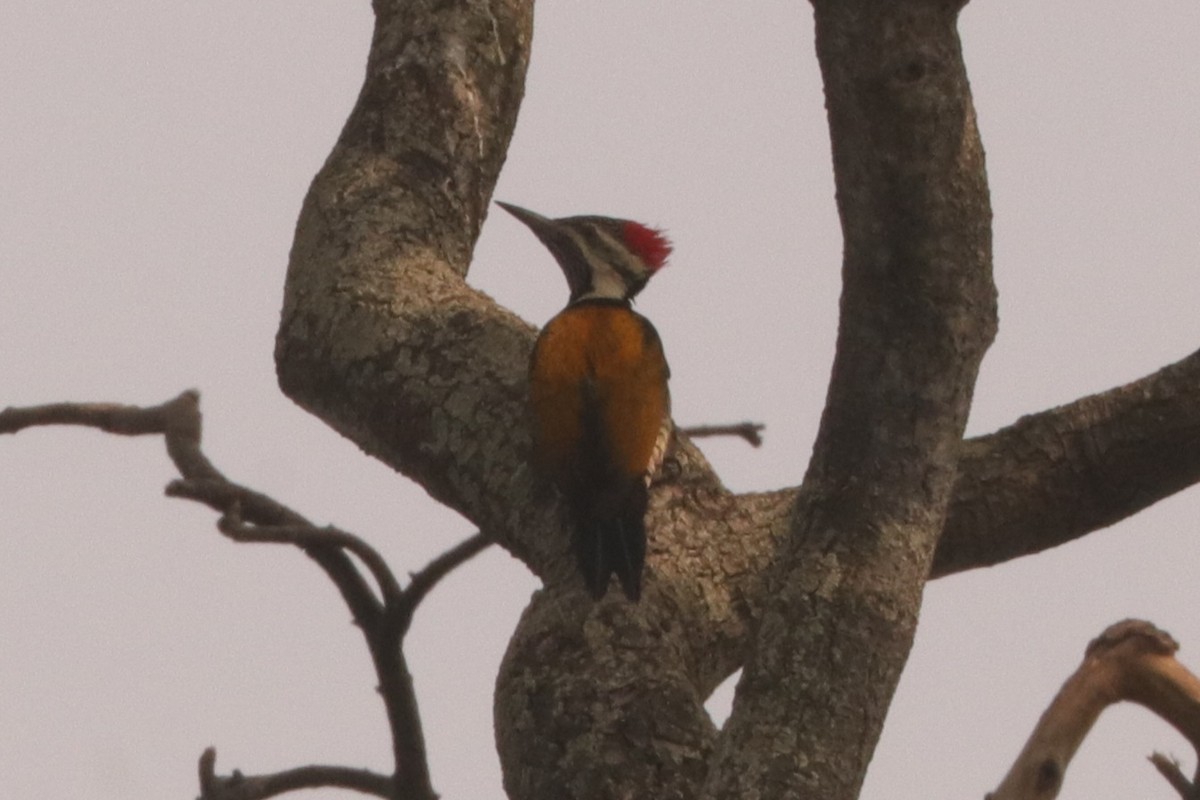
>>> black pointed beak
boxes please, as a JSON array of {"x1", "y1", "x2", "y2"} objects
[
  {"x1": 496, "y1": 201, "x2": 555, "y2": 236},
  {"x1": 497, "y1": 201, "x2": 574, "y2": 266},
  {"x1": 497, "y1": 201, "x2": 590, "y2": 299}
]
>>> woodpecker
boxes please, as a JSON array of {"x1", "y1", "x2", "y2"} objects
[{"x1": 499, "y1": 201, "x2": 673, "y2": 602}]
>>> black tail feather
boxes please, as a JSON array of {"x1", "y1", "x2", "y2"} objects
[
  {"x1": 609, "y1": 513, "x2": 645, "y2": 601},
  {"x1": 574, "y1": 518, "x2": 608, "y2": 599},
  {"x1": 573, "y1": 504, "x2": 646, "y2": 602}
]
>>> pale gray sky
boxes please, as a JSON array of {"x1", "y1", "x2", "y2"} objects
[{"x1": 3, "y1": 2, "x2": 1199, "y2": 798}]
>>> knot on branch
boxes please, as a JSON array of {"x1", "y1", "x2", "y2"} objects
[{"x1": 1086, "y1": 618, "x2": 1178, "y2": 659}]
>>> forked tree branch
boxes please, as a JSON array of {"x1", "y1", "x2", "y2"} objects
[
  {"x1": 403, "y1": 531, "x2": 492, "y2": 615},
  {"x1": 988, "y1": 620, "x2": 1200, "y2": 800},
  {"x1": 1, "y1": 391, "x2": 490, "y2": 800},
  {"x1": 1149, "y1": 752, "x2": 1200, "y2": 800}
]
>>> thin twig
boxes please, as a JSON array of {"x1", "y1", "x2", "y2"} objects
[
  {"x1": 199, "y1": 747, "x2": 394, "y2": 800},
  {"x1": 402, "y1": 531, "x2": 492, "y2": 616},
  {"x1": 164, "y1": 477, "x2": 384, "y2": 635},
  {"x1": 1149, "y1": 752, "x2": 1198, "y2": 800},
  {"x1": 165, "y1": 477, "x2": 310, "y2": 527},
  {"x1": 215, "y1": 507, "x2": 405, "y2": 608},
  {"x1": 680, "y1": 421, "x2": 765, "y2": 447},
  {"x1": 1, "y1": 390, "x2": 223, "y2": 479},
  {"x1": 1, "y1": 395, "x2": 184, "y2": 435}
]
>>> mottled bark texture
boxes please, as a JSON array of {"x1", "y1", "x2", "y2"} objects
[
  {"x1": 702, "y1": 3, "x2": 996, "y2": 798},
  {"x1": 274, "y1": 0, "x2": 546, "y2": 568},
  {"x1": 273, "y1": 0, "x2": 1200, "y2": 798},
  {"x1": 935, "y1": 348, "x2": 1200, "y2": 577}
]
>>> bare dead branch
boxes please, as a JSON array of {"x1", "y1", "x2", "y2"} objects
[
  {"x1": 989, "y1": 620, "x2": 1200, "y2": 800},
  {"x1": 163, "y1": 476, "x2": 385, "y2": 641},
  {"x1": 213, "y1": 505, "x2": 405, "y2": 608},
  {"x1": 0, "y1": 394, "x2": 184, "y2": 435},
  {"x1": 680, "y1": 422, "x2": 765, "y2": 448},
  {"x1": 198, "y1": 747, "x2": 394, "y2": 800},
  {"x1": 2, "y1": 393, "x2": 472, "y2": 800},
  {"x1": 165, "y1": 476, "x2": 310, "y2": 527},
  {"x1": 0, "y1": 390, "x2": 223, "y2": 479},
  {"x1": 197, "y1": 510, "x2": 438, "y2": 800}
]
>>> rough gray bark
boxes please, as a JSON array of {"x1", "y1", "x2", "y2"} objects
[
  {"x1": 273, "y1": 0, "x2": 1200, "y2": 798},
  {"x1": 935, "y1": 347, "x2": 1200, "y2": 578},
  {"x1": 701, "y1": 3, "x2": 995, "y2": 797}
]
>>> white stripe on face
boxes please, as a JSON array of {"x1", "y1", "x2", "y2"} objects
[
  {"x1": 592, "y1": 226, "x2": 647, "y2": 282},
  {"x1": 569, "y1": 224, "x2": 646, "y2": 302}
]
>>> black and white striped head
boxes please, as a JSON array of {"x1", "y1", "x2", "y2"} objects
[{"x1": 497, "y1": 201, "x2": 672, "y2": 304}]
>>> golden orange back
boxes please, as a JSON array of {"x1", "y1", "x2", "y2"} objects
[{"x1": 529, "y1": 303, "x2": 670, "y2": 483}]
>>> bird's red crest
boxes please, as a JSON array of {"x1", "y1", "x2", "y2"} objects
[{"x1": 622, "y1": 221, "x2": 672, "y2": 272}]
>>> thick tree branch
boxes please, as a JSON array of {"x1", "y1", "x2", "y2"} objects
[
  {"x1": 989, "y1": 620, "x2": 1200, "y2": 800},
  {"x1": 273, "y1": 0, "x2": 548, "y2": 568},
  {"x1": 694, "y1": 346, "x2": 1200, "y2": 593},
  {"x1": 933, "y1": 346, "x2": 1200, "y2": 577},
  {"x1": 702, "y1": 2, "x2": 996, "y2": 797},
  {"x1": 671, "y1": 346, "x2": 1200, "y2": 689}
]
